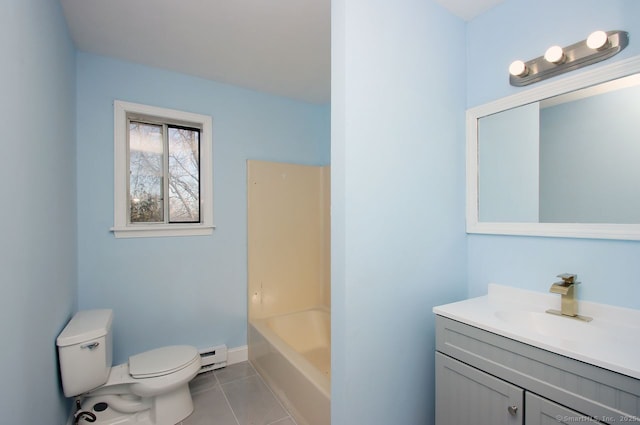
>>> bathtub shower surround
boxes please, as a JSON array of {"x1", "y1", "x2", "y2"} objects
[
  {"x1": 247, "y1": 160, "x2": 331, "y2": 318},
  {"x1": 247, "y1": 160, "x2": 331, "y2": 425}
]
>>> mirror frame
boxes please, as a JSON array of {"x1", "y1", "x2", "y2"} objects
[{"x1": 467, "y1": 55, "x2": 640, "y2": 240}]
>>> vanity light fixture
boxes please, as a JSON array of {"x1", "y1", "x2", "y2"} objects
[
  {"x1": 544, "y1": 45, "x2": 565, "y2": 64},
  {"x1": 509, "y1": 30, "x2": 629, "y2": 86},
  {"x1": 586, "y1": 30, "x2": 609, "y2": 50},
  {"x1": 508, "y1": 60, "x2": 528, "y2": 77}
]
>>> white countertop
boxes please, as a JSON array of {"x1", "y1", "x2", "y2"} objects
[{"x1": 433, "y1": 284, "x2": 640, "y2": 379}]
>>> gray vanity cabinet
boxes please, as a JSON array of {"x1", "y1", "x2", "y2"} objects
[
  {"x1": 435, "y1": 315, "x2": 639, "y2": 425},
  {"x1": 436, "y1": 352, "x2": 523, "y2": 425},
  {"x1": 525, "y1": 393, "x2": 605, "y2": 425}
]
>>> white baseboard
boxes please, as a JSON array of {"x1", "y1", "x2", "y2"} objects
[{"x1": 227, "y1": 345, "x2": 248, "y2": 365}]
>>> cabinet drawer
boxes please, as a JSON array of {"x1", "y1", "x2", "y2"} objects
[{"x1": 525, "y1": 393, "x2": 606, "y2": 425}]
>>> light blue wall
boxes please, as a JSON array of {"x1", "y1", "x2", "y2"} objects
[
  {"x1": 467, "y1": 0, "x2": 640, "y2": 308},
  {"x1": 331, "y1": 1, "x2": 467, "y2": 424},
  {"x1": 76, "y1": 53, "x2": 330, "y2": 364},
  {"x1": 0, "y1": 0, "x2": 77, "y2": 423}
]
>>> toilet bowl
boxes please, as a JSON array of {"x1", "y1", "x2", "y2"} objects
[{"x1": 57, "y1": 310, "x2": 202, "y2": 425}]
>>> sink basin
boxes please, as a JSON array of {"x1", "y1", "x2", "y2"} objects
[
  {"x1": 493, "y1": 308, "x2": 638, "y2": 347},
  {"x1": 494, "y1": 310, "x2": 602, "y2": 342}
]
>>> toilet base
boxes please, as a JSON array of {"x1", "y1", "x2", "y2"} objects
[{"x1": 77, "y1": 385, "x2": 194, "y2": 425}]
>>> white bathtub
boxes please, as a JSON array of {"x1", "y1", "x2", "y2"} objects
[{"x1": 249, "y1": 308, "x2": 330, "y2": 425}]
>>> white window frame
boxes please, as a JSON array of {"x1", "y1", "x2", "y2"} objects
[{"x1": 111, "y1": 100, "x2": 214, "y2": 238}]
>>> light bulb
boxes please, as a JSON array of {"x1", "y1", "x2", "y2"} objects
[
  {"x1": 587, "y1": 30, "x2": 609, "y2": 50},
  {"x1": 544, "y1": 45, "x2": 565, "y2": 64},
  {"x1": 509, "y1": 60, "x2": 527, "y2": 77}
]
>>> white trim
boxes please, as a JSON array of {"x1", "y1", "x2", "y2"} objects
[
  {"x1": 110, "y1": 224, "x2": 216, "y2": 239},
  {"x1": 112, "y1": 100, "x2": 214, "y2": 238},
  {"x1": 467, "y1": 55, "x2": 640, "y2": 240},
  {"x1": 227, "y1": 345, "x2": 248, "y2": 365}
]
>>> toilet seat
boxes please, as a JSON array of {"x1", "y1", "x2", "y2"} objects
[
  {"x1": 91, "y1": 347, "x2": 201, "y2": 398},
  {"x1": 129, "y1": 346, "x2": 199, "y2": 379}
]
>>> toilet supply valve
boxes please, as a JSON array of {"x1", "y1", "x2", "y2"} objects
[
  {"x1": 74, "y1": 411, "x2": 97, "y2": 424},
  {"x1": 73, "y1": 397, "x2": 97, "y2": 424}
]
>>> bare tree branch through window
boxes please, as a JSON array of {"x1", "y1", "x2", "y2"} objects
[{"x1": 129, "y1": 121, "x2": 200, "y2": 224}]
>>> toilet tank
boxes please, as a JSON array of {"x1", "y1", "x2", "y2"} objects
[{"x1": 56, "y1": 309, "x2": 113, "y2": 397}]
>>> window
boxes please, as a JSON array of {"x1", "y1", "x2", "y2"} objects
[{"x1": 112, "y1": 100, "x2": 213, "y2": 238}]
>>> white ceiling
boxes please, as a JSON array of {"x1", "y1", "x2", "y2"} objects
[{"x1": 60, "y1": 0, "x2": 504, "y2": 104}]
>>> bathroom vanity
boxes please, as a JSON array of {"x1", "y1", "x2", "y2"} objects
[{"x1": 434, "y1": 285, "x2": 640, "y2": 425}]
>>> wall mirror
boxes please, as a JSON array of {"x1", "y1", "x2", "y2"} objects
[{"x1": 467, "y1": 56, "x2": 640, "y2": 240}]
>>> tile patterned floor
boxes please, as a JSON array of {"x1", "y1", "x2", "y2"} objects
[{"x1": 180, "y1": 362, "x2": 298, "y2": 425}]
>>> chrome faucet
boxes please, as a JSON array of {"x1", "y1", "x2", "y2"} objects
[{"x1": 546, "y1": 273, "x2": 592, "y2": 322}]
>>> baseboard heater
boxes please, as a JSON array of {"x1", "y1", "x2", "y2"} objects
[{"x1": 198, "y1": 344, "x2": 227, "y2": 374}]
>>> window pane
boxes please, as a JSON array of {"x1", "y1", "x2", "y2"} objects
[
  {"x1": 129, "y1": 122, "x2": 164, "y2": 223},
  {"x1": 168, "y1": 126, "x2": 200, "y2": 223}
]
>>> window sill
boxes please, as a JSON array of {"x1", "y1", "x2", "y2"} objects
[{"x1": 110, "y1": 224, "x2": 215, "y2": 239}]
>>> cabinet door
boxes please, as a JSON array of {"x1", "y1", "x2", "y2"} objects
[
  {"x1": 525, "y1": 392, "x2": 606, "y2": 425},
  {"x1": 436, "y1": 352, "x2": 523, "y2": 425}
]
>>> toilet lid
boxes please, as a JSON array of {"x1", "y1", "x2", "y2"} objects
[{"x1": 129, "y1": 345, "x2": 199, "y2": 378}]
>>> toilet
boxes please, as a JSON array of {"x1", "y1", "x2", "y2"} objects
[{"x1": 57, "y1": 309, "x2": 201, "y2": 425}]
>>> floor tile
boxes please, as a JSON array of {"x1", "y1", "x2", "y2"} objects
[
  {"x1": 215, "y1": 362, "x2": 257, "y2": 385},
  {"x1": 182, "y1": 385, "x2": 238, "y2": 425},
  {"x1": 267, "y1": 418, "x2": 297, "y2": 425},
  {"x1": 221, "y1": 374, "x2": 288, "y2": 425},
  {"x1": 179, "y1": 362, "x2": 297, "y2": 425},
  {"x1": 189, "y1": 370, "x2": 219, "y2": 395}
]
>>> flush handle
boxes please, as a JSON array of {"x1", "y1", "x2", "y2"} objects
[
  {"x1": 81, "y1": 342, "x2": 100, "y2": 350},
  {"x1": 507, "y1": 405, "x2": 518, "y2": 416}
]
